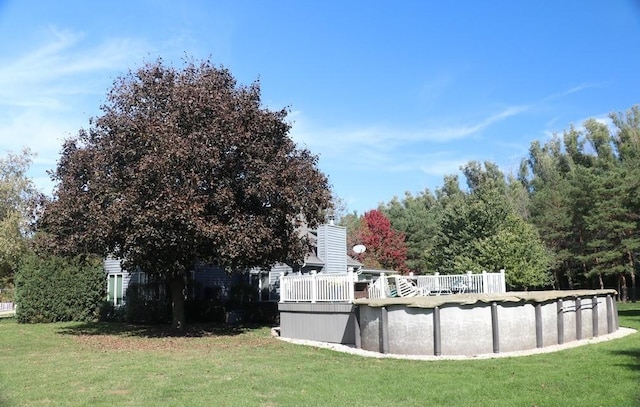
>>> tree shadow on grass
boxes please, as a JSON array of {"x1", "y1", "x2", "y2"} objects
[
  {"x1": 56, "y1": 321, "x2": 267, "y2": 338},
  {"x1": 608, "y1": 348, "x2": 640, "y2": 372},
  {"x1": 608, "y1": 307, "x2": 640, "y2": 372},
  {"x1": 618, "y1": 308, "x2": 640, "y2": 320}
]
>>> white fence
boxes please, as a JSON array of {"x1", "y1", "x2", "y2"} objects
[
  {"x1": 0, "y1": 302, "x2": 15, "y2": 312},
  {"x1": 279, "y1": 270, "x2": 506, "y2": 303},
  {"x1": 279, "y1": 271, "x2": 356, "y2": 303},
  {"x1": 412, "y1": 270, "x2": 506, "y2": 296}
]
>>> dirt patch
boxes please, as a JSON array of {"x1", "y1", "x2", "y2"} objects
[{"x1": 72, "y1": 332, "x2": 276, "y2": 352}]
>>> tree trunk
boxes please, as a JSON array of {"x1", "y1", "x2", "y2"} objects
[
  {"x1": 170, "y1": 275, "x2": 186, "y2": 330},
  {"x1": 597, "y1": 273, "x2": 604, "y2": 290},
  {"x1": 620, "y1": 274, "x2": 628, "y2": 303},
  {"x1": 626, "y1": 251, "x2": 637, "y2": 303},
  {"x1": 564, "y1": 263, "x2": 573, "y2": 290}
]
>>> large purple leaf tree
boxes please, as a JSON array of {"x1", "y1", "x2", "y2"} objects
[{"x1": 39, "y1": 59, "x2": 331, "y2": 329}]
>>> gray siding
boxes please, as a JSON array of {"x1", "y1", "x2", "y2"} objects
[
  {"x1": 270, "y1": 263, "x2": 292, "y2": 275},
  {"x1": 317, "y1": 224, "x2": 347, "y2": 274},
  {"x1": 104, "y1": 257, "x2": 131, "y2": 300},
  {"x1": 104, "y1": 257, "x2": 122, "y2": 274},
  {"x1": 104, "y1": 257, "x2": 146, "y2": 301},
  {"x1": 191, "y1": 262, "x2": 246, "y2": 301}
]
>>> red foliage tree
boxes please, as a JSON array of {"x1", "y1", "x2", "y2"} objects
[{"x1": 355, "y1": 210, "x2": 409, "y2": 273}]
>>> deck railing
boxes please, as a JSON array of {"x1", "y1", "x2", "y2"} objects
[
  {"x1": 0, "y1": 302, "x2": 15, "y2": 312},
  {"x1": 279, "y1": 271, "x2": 356, "y2": 303},
  {"x1": 412, "y1": 270, "x2": 506, "y2": 296},
  {"x1": 279, "y1": 270, "x2": 506, "y2": 303}
]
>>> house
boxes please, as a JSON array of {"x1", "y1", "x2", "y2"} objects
[{"x1": 105, "y1": 222, "x2": 362, "y2": 306}]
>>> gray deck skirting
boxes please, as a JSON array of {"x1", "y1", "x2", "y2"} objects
[
  {"x1": 278, "y1": 302, "x2": 358, "y2": 345},
  {"x1": 278, "y1": 302, "x2": 355, "y2": 313}
]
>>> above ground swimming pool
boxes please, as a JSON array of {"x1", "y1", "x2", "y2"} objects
[
  {"x1": 278, "y1": 289, "x2": 621, "y2": 357},
  {"x1": 355, "y1": 290, "x2": 619, "y2": 356}
]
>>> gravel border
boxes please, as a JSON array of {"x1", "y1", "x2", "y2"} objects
[{"x1": 273, "y1": 327, "x2": 637, "y2": 360}]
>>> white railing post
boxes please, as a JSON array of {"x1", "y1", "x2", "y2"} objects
[
  {"x1": 348, "y1": 269, "x2": 355, "y2": 302},
  {"x1": 500, "y1": 269, "x2": 506, "y2": 293},
  {"x1": 482, "y1": 270, "x2": 488, "y2": 294},
  {"x1": 434, "y1": 272, "x2": 440, "y2": 292},
  {"x1": 380, "y1": 273, "x2": 386, "y2": 298},
  {"x1": 279, "y1": 272, "x2": 285, "y2": 302},
  {"x1": 310, "y1": 270, "x2": 317, "y2": 303}
]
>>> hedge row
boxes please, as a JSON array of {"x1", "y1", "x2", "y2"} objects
[{"x1": 15, "y1": 254, "x2": 105, "y2": 323}]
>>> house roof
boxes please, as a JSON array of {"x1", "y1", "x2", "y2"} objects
[
  {"x1": 359, "y1": 268, "x2": 400, "y2": 275},
  {"x1": 304, "y1": 253, "x2": 325, "y2": 267},
  {"x1": 346, "y1": 256, "x2": 363, "y2": 267},
  {"x1": 301, "y1": 254, "x2": 362, "y2": 269}
]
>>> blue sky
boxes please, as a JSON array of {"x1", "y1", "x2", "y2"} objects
[{"x1": 1, "y1": 1, "x2": 639, "y2": 214}]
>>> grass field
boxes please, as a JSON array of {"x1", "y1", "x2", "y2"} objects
[{"x1": 0, "y1": 303, "x2": 638, "y2": 407}]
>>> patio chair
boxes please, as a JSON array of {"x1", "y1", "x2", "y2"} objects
[
  {"x1": 416, "y1": 285, "x2": 432, "y2": 296},
  {"x1": 391, "y1": 276, "x2": 418, "y2": 297},
  {"x1": 384, "y1": 276, "x2": 398, "y2": 298},
  {"x1": 452, "y1": 278, "x2": 468, "y2": 294}
]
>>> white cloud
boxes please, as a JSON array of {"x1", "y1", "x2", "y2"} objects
[
  {"x1": 423, "y1": 105, "x2": 530, "y2": 142},
  {"x1": 0, "y1": 27, "x2": 148, "y2": 108},
  {"x1": 0, "y1": 26, "x2": 151, "y2": 195},
  {"x1": 419, "y1": 158, "x2": 468, "y2": 176},
  {"x1": 417, "y1": 72, "x2": 455, "y2": 106},
  {"x1": 288, "y1": 104, "x2": 529, "y2": 174},
  {"x1": 290, "y1": 105, "x2": 528, "y2": 147},
  {"x1": 542, "y1": 83, "x2": 602, "y2": 103}
]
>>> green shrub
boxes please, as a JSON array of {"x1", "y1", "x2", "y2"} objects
[
  {"x1": 14, "y1": 254, "x2": 105, "y2": 323},
  {"x1": 122, "y1": 281, "x2": 171, "y2": 324},
  {"x1": 98, "y1": 300, "x2": 126, "y2": 322},
  {"x1": 0, "y1": 286, "x2": 14, "y2": 303},
  {"x1": 185, "y1": 299, "x2": 225, "y2": 323},
  {"x1": 240, "y1": 301, "x2": 278, "y2": 325},
  {"x1": 226, "y1": 282, "x2": 259, "y2": 308}
]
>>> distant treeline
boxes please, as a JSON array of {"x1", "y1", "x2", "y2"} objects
[{"x1": 342, "y1": 105, "x2": 640, "y2": 300}]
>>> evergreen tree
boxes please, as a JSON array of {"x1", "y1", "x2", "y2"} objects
[{"x1": 381, "y1": 190, "x2": 439, "y2": 274}]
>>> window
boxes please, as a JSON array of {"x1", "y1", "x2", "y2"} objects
[{"x1": 107, "y1": 274, "x2": 124, "y2": 306}]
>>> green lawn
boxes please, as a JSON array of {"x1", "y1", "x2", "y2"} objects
[{"x1": 0, "y1": 303, "x2": 638, "y2": 407}]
